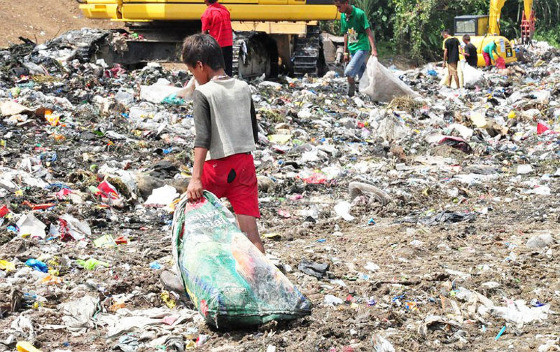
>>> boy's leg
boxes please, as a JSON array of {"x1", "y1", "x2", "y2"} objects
[
  {"x1": 445, "y1": 64, "x2": 452, "y2": 86},
  {"x1": 449, "y1": 62, "x2": 460, "y2": 88},
  {"x1": 357, "y1": 55, "x2": 368, "y2": 81},
  {"x1": 221, "y1": 154, "x2": 263, "y2": 252},
  {"x1": 344, "y1": 50, "x2": 367, "y2": 97},
  {"x1": 237, "y1": 214, "x2": 264, "y2": 253}
]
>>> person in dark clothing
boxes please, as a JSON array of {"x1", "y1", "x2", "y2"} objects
[
  {"x1": 461, "y1": 34, "x2": 478, "y2": 68},
  {"x1": 441, "y1": 29, "x2": 461, "y2": 88}
]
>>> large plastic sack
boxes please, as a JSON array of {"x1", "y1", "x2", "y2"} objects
[
  {"x1": 359, "y1": 57, "x2": 419, "y2": 102},
  {"x1": 495, "y1": 57, "x2": 506, "y2": 69},
  {"x1": 462, "y1": 62, "x2": 485, "y2": 87},
  {"x1": 171, "y1": 191, "x2": 311, "y2": 328}
]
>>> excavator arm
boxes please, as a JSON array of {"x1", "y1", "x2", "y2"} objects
[
  {"x1": 524, "y1": 0, "x2": 534, "y2": 22},
  {"x1": 488, "y1": 0, "x2": 535, "y2": 39},
  {"x1": 488, "y1": 0, "x2": 506, "y2": 35},
  {"x1": 521, "y1": 0, "x2": 535, "y2": 44}
]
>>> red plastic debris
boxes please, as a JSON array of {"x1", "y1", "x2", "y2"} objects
[
  {"x1": 537, "y1": 122, "x2": 549, "y2": 135},
  {"x1": 22, "y1": 201, "x2": 55, "y2": 210},
  {"x1": 55, "y1": 188, "x2": 72, "y2": 199},
  {"x1": 115, "y1": 236, "x2": 128, "y2": 245},
  {"x1": 302, "y1": 173, "x2": 327, "y2": 184},
  {"x1": 97, "y1": 181, "x2": 120, "y2": 200},
  {"x1": 496, "y1": 57, "x2": 506, "y2": 69},
  {"x1": 0, "y1": 205, "x2": 9, "y2": 217}
]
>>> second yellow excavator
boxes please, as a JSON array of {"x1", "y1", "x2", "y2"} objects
[{"x1": 453, "y1": 0, "x2": 536, "y2": 66}]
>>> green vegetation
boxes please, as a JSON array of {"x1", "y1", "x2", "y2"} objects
[
  {"x1": 324, "y1": 0, "x2": 560, "y2": 63},
  {"x1": 534, "y1": 26, "x2": 560, "y2": 48}
]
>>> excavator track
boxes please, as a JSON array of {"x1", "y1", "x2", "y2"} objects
[
  {"x1": 233, "y1": 26, "x2": 325, "y2": 78},
  {"x1": 291, "y1": 25, "x2": 325, "y2": 77},
  {"x1": 232, "y1": 32, "x2": 251, "y2": 78}
]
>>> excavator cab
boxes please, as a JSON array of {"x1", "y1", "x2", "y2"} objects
[{"x1": 454, "y1": 15, "x2": 489, "y2": 36}]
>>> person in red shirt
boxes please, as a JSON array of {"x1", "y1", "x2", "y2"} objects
[{"x1": 201, "y1": 0, "x2": 233, "y2": 76}]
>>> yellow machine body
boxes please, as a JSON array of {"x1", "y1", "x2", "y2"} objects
[
  {"x1": 454, "y1": 35, "x2": 517, "y2": 67},
  {"x1": 452, "y1": 0, "x2": 535, "y2": 67},
  {"x1": 79, "y1": 0, "x2": 339, "y2": 22}
]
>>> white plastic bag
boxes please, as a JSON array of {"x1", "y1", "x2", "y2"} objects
[
  {"x1": 359, "y1": 57, "x2": 419, "y2": 102},
  {"x1": 140, "y1": 78, "x2": 183, "y2": 104},
  {"x1": 462, "y1": 63, "x2": 485, "y2": 87}
]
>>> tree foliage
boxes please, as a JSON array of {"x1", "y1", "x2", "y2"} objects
[{"x1": 326, "y1": 0, "x2": 560, "y2": 62}]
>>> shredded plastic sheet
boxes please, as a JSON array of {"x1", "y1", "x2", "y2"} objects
[
  {"x1": 172, "y1": 191, "x2": 311, "y2": 327},
  {"x1": 359, "y1": 57, "x2": 419, "y2": 102}
]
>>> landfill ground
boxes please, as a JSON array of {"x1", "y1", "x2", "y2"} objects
[
  {"x1": 0, "y1": 0, "x2": 122, "y2": 47},
  {"x1": 1, "y1": 29, "x2": 560, "y2": 352}
]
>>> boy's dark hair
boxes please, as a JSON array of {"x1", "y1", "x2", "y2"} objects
[
  {"x1": 334, "y1": 0, "x2": 350, "y2": 4},
  {"x1": 181, "y1": 34, "x2": 225, "y2": 70},
  {"x1": 463, "y1": 34, "x2": 471, "y2": 41},
  {"x1": 441, "y1": 29, "x2": 450, "y2": 36},
  {"x1": 207, "y1": 0, "x2": 218, "y2": 4}
]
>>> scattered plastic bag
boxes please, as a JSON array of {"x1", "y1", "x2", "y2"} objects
[
  {"x1": 359, "y1": 57, "x2": 419, "y2": 102},
  {"x1": 462, "y1": 62, "x2": 484, "y2": 87},
  {"x1": 172, "y1": 191, "x2": 311, "y2": 327},
  {"x1": 144, "y1": 185, "x2": 179, "y2": 207},
  {"x1": 140, "y1": 78, "x2": 184, "y2": 104},
  {"x1": 17, "y1": 213, "x2": 46, "y2": 239},
  {"x1": 490, "y1": 299, "x2": 551, "y2": 327}
]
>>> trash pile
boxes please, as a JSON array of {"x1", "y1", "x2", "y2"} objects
[{"x1": 1, "y1": 30, "x2": 560, "y2": 351}]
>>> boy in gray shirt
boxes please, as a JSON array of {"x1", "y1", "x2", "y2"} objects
[{"x1": 182, "y1": 34, "x2": 264, "y2": 253}]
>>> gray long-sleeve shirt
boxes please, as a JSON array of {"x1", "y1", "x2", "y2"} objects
[{"x1": 192, "y1": 78, "x2": 258, "y2": 160}]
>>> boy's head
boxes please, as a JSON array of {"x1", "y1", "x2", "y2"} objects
[
  {"x1": 181, "y1": 33, "x2": 225, "y2": 84},
  {"x1": 441, "y1": 29, "x2": 450, "y2": 38},
  {"x1": 462, "y1": 34, "x2": 470, "y2": 43},
  {"x1": 334, "y1": 0, "x2": 351, "y2": 14},
  {"x1": 204, "y1": 0, "x2": 217, "y2": 5}
]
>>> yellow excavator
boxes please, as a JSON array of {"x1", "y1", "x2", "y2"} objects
[
  {"x1": 453, "y1": 0, "x2": 536, "y2": 66},
  {"x1": 77, "y1": 0, "x2": 339, "y2": 77}
]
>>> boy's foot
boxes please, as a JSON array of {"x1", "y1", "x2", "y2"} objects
[{"x1": 348, "y1": 81, "x2": 356, "y2": 97}]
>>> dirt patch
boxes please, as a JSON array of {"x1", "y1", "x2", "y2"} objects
[{"x1": 0, "y1": 0, "x2": 121, "y2": 47}]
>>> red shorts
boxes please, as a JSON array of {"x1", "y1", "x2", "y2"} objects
[{"x1": 201, "y1": 153, "x2": 260, "y2": 218}]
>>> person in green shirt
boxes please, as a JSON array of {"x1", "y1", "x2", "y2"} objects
[
  {"x1": 334, "y1": 0, "x2": 378, "y2": 97},
  {"x1": 482, "y1": 41, "x2": 499, "y2": 66}
]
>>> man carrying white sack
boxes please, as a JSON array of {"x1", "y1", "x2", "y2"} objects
[{"x1": 334, "y1": 0, "x2": 378, "y2": 97}]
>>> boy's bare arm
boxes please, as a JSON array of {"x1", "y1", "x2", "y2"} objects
[
  {"x1": 251, "y1": 99, "x2": 258, "y2": 143},
  {"x1": 343, "y1": 34, "x2": 349, "y2": 62},
  {"x1": 187, "y1": 147, "x2": 208, "y2": 201},
  {"x1": 365, "y1": 28, "x2": 377, "y2": 57}
]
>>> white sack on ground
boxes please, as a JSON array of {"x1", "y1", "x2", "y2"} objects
[
  {"x1": 359, "y1": 57, "x2": 420, "y2": 102},
  {"x1": 462, "y1": 62, "x2": 485, "y2": 87}
]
